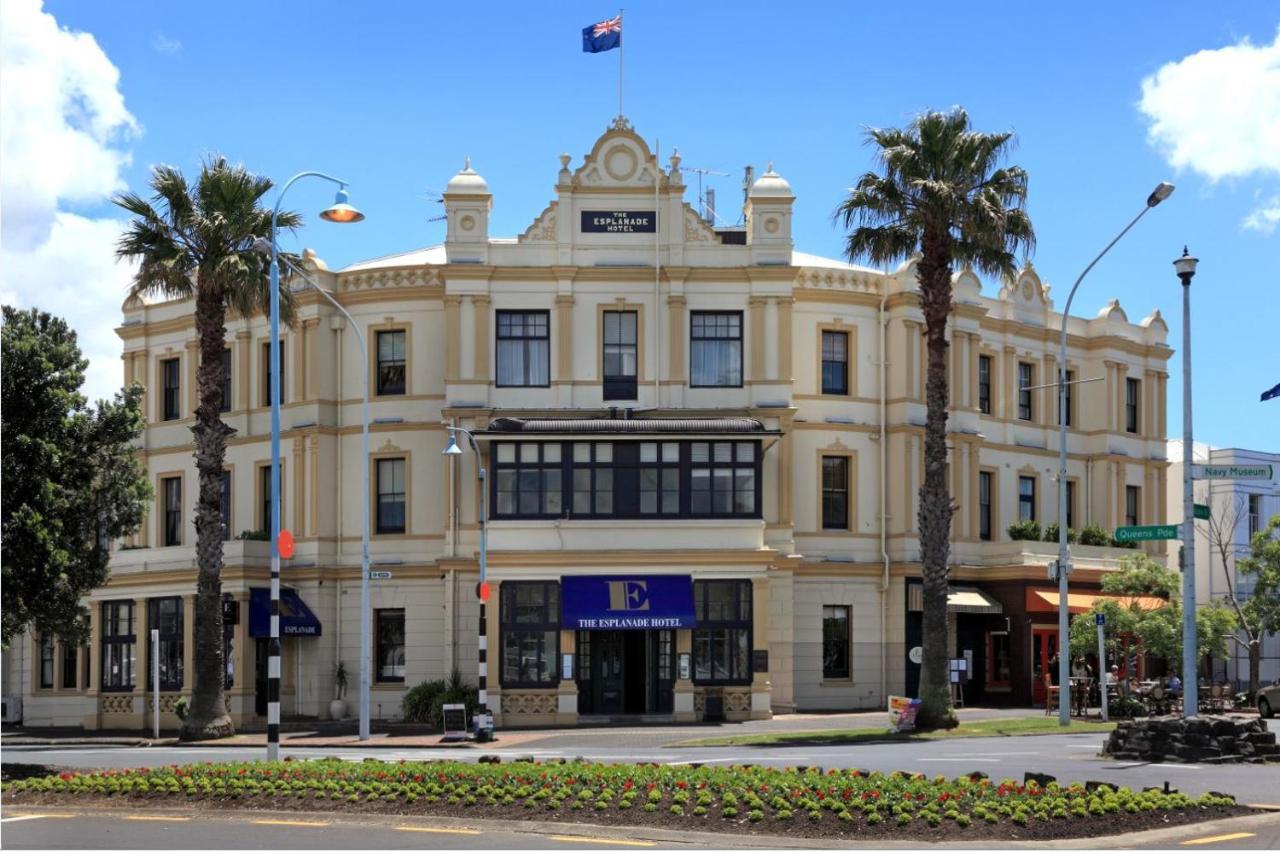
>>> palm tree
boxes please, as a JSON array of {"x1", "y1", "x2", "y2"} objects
[
  {"x1": 837, "y1": 108, "x2": 1035, "y2": 729},
  {"x1": 115, "y1": 158, "x2": 299, "y2": 740}
]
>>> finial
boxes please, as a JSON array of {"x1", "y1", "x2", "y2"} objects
[
  {"x1": 559, "y1": 152, "x2": 571, "y2": 169},
  {"x1": 463, "y1": 156, "x2": 472, "y2": 171},
  {"x1": 1182, "y1": 245, "x2": 1190, "y2": 257},
  {"x1": 766, "y1": 160, "x2": 774, "y2": 173}
]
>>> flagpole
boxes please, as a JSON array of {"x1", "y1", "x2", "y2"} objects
[{"x1": 617, "y1": 8, "x2": 624, "y2": 120}]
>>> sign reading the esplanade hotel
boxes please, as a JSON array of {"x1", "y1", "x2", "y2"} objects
[{"x1": 581, "y1": 210, "x2": 656, "y2": 233}]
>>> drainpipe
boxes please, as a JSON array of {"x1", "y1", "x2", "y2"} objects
[
  {"x1": 334, "y1": 322, "x2": 344, "y2": 683},
  {"x1": 879, "y1": 277, "x2": 891, "y2": 703},
  {"x1": 654, "y1": 138, "x2": 662, "y2": 408}
]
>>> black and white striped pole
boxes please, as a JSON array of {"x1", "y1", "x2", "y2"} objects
[{"x1": 443, "y1": 425, "x2": 493, "y2": 742}]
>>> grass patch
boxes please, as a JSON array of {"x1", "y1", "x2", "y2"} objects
[{"x1": 675, "y1": 717, "x2": 1115, "y2": 748}]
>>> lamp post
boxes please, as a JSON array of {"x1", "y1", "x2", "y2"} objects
[
  {"x1": 442, "y1": 426, "x2": 493, "y2": 742},
  {"x1": 266, "y1": 173, "x2": 363, "y2": 760},
  {"x1": 1174, "y1": 247, "x2": 1199, "y2": 717},
  {"x1": 1053, "y1": 181, "x2": 1174, "y2": 726}
]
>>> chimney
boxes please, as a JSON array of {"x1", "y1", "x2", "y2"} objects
[{"x1": 704, "y1": 188, "x2": 716, "y2": 225}]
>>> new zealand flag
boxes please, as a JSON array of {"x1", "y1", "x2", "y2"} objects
[{"x1": 583, "y1": 15, "x2": 622, "y2": 53}]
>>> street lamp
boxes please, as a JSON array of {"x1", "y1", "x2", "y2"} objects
[
  {"x1": 1174, "y1": 247, "x2": 1199, "y2": 717},
  {"x1": 1053, "y1": 181, "x2": 1174, "y2": 726},
  {"x1": 441, "y1": 426, "x2": 493, "y2": 742},
  {"x1": 265, "y1": 173, "x2": 363, "y2": 760}
]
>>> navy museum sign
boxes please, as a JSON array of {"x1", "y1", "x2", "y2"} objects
[
  {"x1": 580, "y1": 210, "x2": 656, "y2": 233},
  {"x1": 562, "y1": 575, "x2": 695, "y2": 629}
]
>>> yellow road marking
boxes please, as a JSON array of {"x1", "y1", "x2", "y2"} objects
[
  {"x1": 1181, "y1": 832, "x2": 1257, "y2": 846},
  {"x1": 0, "y1": 814, "x2": 76, "y2": 822},
  {"x1": 549, "y1": 836, "x2": 655, "y2": 847},
  {"x1": 124, "y1": 815, "x2": 192, "y2": 822},
  {"x1": 395, "y1": 826, "x2": 483, "y2": 835},
  {"x1": 251, "y1": 819, "x2": 329, "y2": 827}
]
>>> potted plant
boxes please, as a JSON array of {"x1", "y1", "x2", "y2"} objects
[{"x1": 330, "y1": 662, "x2": 348, "y2": 721}]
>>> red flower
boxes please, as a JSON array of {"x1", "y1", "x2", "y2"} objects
[
  {"x1": 676, "y1": 781, "x2": 688, "y2": 790},
  {"x1": 59, "y1": 772, "x2": 73, "y2": 781}
]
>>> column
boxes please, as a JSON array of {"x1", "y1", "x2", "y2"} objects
[
  {"x1": 968, "y1": 333, "x2": 980, "y2": 412},
  {"x1": 667, "y1": 295, "x2": 686, "y2": 383},
  {"x1": 485, "y1": 579, "x2": 502, "y2": 721},
  {"x1": 137, "y1": 596, "x2": 150, "y2": 730},
  {"x1": 303, "y1": 318, "x2": 320, "y2": 400},
  {"x1": 777, "y1": 423, "x2": 793, "y2": 526},
  {"x1": 1042, "y1": 353, "x2": 1057, "y2": 427},
  {"x1": 949, "y1": 328, "x2": 961, "y2": 409},
  {"x1": 182, "y1": 594, "x2": 195, "y2": 704},
  {"x1": 750, "y1": 576, "x2": 772, "y2": 720},
  {"x1": 236, "y1": 332, "x2": 251, "y2": 412},
  {"x1": 749, "y1": 297, "x2": 766, "y2": 383},
  {"x1": 557, "y1": 628, "x2": 578, "y2": 723},
  {"x1": 776, "y1": 297, "x2": 794, "y2": 385},
  {"x1": 307, "y1": 435, "x2": 320, "y2": 537},
  {"x1": 185, "y1": 340, "x2": 199, "y2": 415},
  {"x1": 1003, "y1": 345, "x2": 1017, "y2": 420},
  {"x1": 1144, "y1": 370, "x2": 1159, "y2": 438},
  {"x1": 473, "y1": 295, "x2": 491, "y2": 382},
  {"x1": 673, "y1": 628, "x2": 695, "y2": 722},
  {"x1": 83, "y1": 603, "x2": 101, "y2": 729},
  {"x1": 292, "y1": 435, "x2": 306, "y2": 537},
  {"x1": 1102, "y1": 361, "x2": 1117, "y2": 432},
  {"x1": 968, "y1": 442, "x2": 981, "y2": 540},
  {"x1": 1114, "y1": 363, "x2": 1129, "y2": 433},
  {"x1": 903, "y1": 321, "x2": 919, "y2": 399},
  {"x1": 227, "y1": 591, "x2": 253, "y2": 724},
  {"x1": 555, "y1": 294, "x2": 574, "y2": 383},
  {"x1": 444, "y1": 295, "x2": 461, "y2": 383}
]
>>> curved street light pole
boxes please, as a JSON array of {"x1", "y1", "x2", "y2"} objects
[{"x1": 1054, "y1": 182, "x2": 1173, "y2": 726}]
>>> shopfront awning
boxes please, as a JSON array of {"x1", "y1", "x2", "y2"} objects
[
  {"x1": 1025, "y1": 589, "x2": 1166, "y2": 615},
  {"x1": 562, "y1": 575, "x2": 695, "y2": 630},
  {"x1": 249, "y1": 588, "x2": 322, "y2": 637},
  {"x1": 906, "y1": 584, "x2": 1003, "y2": 615}
]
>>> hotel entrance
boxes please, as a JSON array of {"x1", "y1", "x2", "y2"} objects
[{"x1": 575, "y1": 629, "x2": 675, "y2": 716}]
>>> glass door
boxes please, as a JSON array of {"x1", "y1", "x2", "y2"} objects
[
  {"x1": 651, "y1": 630, "x2": 674, "y2": 714},
  {"x1": 1031, "y1": 627, "x2": 1058, "y2": 706}
]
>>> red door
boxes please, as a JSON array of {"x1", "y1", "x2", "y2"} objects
[{"x1": 1031, "y1": 628, "x2": 1058, "y2": 706}]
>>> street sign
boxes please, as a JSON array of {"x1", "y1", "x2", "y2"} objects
[
  {"x1": 1114, "y1": 524, "x2": 1179, "y2": 542},
  {"x1": 368, "y1": 570, "x2": 393, "y2": 580},
  {"x1": 1190, "y1": 464, "x2": 1273, "y2": 480},
  {"x1": 1095, "y1": 612, "x2": 1106, "y2": 626},
  {"x1": 1194, "y1": 503, "x2": 1211, "y2": 520}
]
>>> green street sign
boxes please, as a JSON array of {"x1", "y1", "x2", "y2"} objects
[
  {"x1": 1190, "y1": 464, "x2": 1274, "y2": 480},
  {"x1": 1114, "y1": 524, "x2": 1180, "y2": 542},
  {"x1": 1194, "y1": 503, "x2": 1211, "y2": 520}
]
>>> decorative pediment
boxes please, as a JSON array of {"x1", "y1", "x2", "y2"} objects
[
  {"x1": 997, "y1": 262, "x2": 1049, "y2": 325},
  {"x1": 683, "y1": 205, "x2": 716, "y2": 243},
  {"x1": 953, "y1": 265, "x2": 983, "y2": 304},
  {"x1": 518, "y1": 201, "x2": 558, "y2": 243},
  {"x1": 822, "y1": 437, "x2": 849, "y2": 451},
  {"x1": 378, "y1": 439, "x2": 403, "y2": 453},
  {"x1": 571, "y1": 125, "x2": 668, "y2": 190}
]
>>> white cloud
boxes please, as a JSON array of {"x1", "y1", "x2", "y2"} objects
[
  {"x1": 1139, "y1": 28, "x2": 1280, "y2": 181},
  {"x1": 0, "y1": 0, "x2": 140, "y2": 404},
  {"x1": 152, "y1": 32, "x2": 182, "y2": 55},
  {"x1": 1242, "y1": 195, "x2": 1280, "y2": 234}
]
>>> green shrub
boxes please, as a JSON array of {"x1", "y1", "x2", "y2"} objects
[
  {"x1": 173, "y1": 696, "x2": 189, "y2": 722},
  {"x1": 1042, "y1": 522, "x2": 1078, "y2": 544},
  {"x1": 1078, "y1": 524, "x2": 1110, "y2": 546},
  {"x1": 400, "y1": 667, "x2": 479, "y2": 727},
  {"x1": 1007, "y1": 519, "x2": 1042, "y2": 541},
  {"x1": 1108, "y1": 535, "x2": 1139, "y2": 549}
]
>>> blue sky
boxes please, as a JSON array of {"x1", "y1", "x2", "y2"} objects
[{"x1": 3, "y1": 1, "x2": 1277, "y2": 450}]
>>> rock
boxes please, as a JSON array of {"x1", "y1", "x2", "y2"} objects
[
  {"x1": 1085, "y1": 781, "x2": 1114, "y2": 793},
  {"x1": 513, "y1": 755, "x2": 535, "y2": 763},
  {"x1": 478, "y1": 755, "x2": 501, "y2": 764},
  {"x1": 966, "y1": 771, "x2": 988, "y2": 782},
  {"x1": 1024, "y1": 772, "x2": 1056, "y2": 788}
]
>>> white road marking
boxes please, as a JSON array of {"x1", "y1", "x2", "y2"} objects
[
  {"x1": 944, "y1": 751, "x2": 1040, "y2": 756},
  {"x1": 917, "y1": 757, "x2": 1000, "y2": 763}
]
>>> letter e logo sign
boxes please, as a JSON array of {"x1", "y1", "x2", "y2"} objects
[{"x1": 607, "y1": 580, "x2": 650, "y2": 611}]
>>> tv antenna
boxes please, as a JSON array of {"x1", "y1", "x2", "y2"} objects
[{"x1": 680, "y1": 165, "x2": 729, "y2": 224}]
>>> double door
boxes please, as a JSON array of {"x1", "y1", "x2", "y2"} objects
[{"x1": 576, "y1": 629, "x2": 674, "y2": 716}]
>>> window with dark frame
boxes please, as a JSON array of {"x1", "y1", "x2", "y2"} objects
[
  {"x1": 602, "y1": 310, "x2": 638, "y2": 401},
  {"x1": 693, "y1": 580, "x2": 752, "y2": 685},
  {"x1": 1019, "y1": 475, "x2": 1036, "y2": 522},
  {"x1": 639, "y1": 441, "x2": 680, "y2": 515},
  {"x1": 1058, "y1": 369, "x2": 1075, "y2": 427},
  {"x1": 61, "y1": 641, "x2": 78, "y2": 689},
  {"x1": 987, "y1": 632, "x2": 1011, "y2": 687},
  {"x1": 219, "y1": 348, "x2": 232, "y2": 413},
  {"x1": 821, "y1": 456, "x2": 849, "y2": 530},
  {"x1": 690, "y1": 441, "x2": 756, "y2": 516},
  {"x1": 1126, "y1": 485, "x2": 1140, "y2": 527},
  {"x1": 1018, "y1": 362, "x2": 1033, "y2": 421},
  {"x1": 822, "y1": 605, "x2": 850, "y2": 680},
  {"x1": 978, "y1": 354, "x2": 992, "y2": 414},
  {"x1": 161, "y1": 357, "x2": 180, "y2": 421},
  {"x1": 500, "y1": 582, "x2": 560, "y2": 687},
  {"x1": 220, "y1": 470, "x2": 232, "y2": 541},
  {"x1": 1066, "y1": 480, "x2": 1076, "y2": 531},
  {"x1": 101, "y1": 601, "x2": 135, "y2": 691},
  {"x1": 262, "y1": 341, "x2": 285, "y2": 406},
  {"x1": 1126, "y1": 377, "x2": 1140, "y2": 434},
  {"x1": 495, "y1": 442, "x2": 563, "y2": 518},
  {"x1": 376, "y1": 458, "x2": 407, "y2": 534},
  {"x1": 147, "y1": 597, "x2": 183, "y2": 691},
  {"x1": 496, "y1": 310, "x2": 550, "y2": 387},
  {"x1": 376, "y1": 330, "x2": 406, "y2": 395},
  {"x1": 979, "y1": 471, "x2": 993, "y2": 541},
  {"x1": 689, "y1": 311, "x2": 742, "y2": 387},
  {"x1": 821, "y1": 330, "x2": 848, "y2": 395},
  {"x1": 259, "y1": 465, "x2": 282, "y2": 535},
  {"x1": 162, "y1": 476, "x2": 182, "y2": 546},
  {"x1": 1250, "y1": 494, "x2": 1262, "y2": 536},
  {"x1": 39, "y1": 634, "x2": 54, "y2": 688},
  {"x1": 375, "y1": 609, "x2": 405, "y2": 683}
]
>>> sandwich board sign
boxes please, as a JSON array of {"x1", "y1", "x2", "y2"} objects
[{"x1": 440, "y1": 703, "x2": 469, "y2": 743}]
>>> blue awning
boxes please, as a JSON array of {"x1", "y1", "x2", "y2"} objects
[
  {"x1": 561, "y1": 575, "x2": 695, "y2": 630},
  {"x1": 249, "y1": 588, "x2": 322, "y2": 637}
]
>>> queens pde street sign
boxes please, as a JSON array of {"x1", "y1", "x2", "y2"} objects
[
  {"x1": 1114, "y1": 524, "x2": 1179, "y2": 542},
  {"x1": 1190, "y1": 464, "x2": 1273, "y2": 480}
]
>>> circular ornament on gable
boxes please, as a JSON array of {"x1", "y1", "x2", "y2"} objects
[
  {"x1": 604, "y1": 144, "x2": 639, "y2": 181},
  {"x1": 1021, "y1": 280, "x2": 1034, "y2": 300},
  {"x1": 460, "y1": 214, "x2": 476, "y2": 231},
  {"x1": 764, "y1": 216, "x2": 780, "y2": 234}
]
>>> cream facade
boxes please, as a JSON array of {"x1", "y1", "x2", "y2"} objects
[{"x1": 7, "y1": 121, "x2": 1174, "y2": 730}]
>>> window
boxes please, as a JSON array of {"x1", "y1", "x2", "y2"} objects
[
  {"x1": 496, "y1": 310, "x2": 550, "y2": 387},
  {"x1": 495, "y1": 442, "x2": 563, "y2": 518},
  {"x1": 1018, "y1": 362, "x2": 1033, "y2": 421},
  {"x1": 978, "y1": 355, "x2": 992, "y2": 415},
  {"x1": 147, "y1": 597, "x2": 183, "y2": 691},
  {"x1": 690, "y1": 311, "x2": 742, "y2": 387},
  {"x1": 690, "y1": 441, "x2": 756, "y2": 516},
  {"x1": 822, "y1": 456, "x2": 849, "y2": 530},
  {"x1": 375, "y1": 609, "x2": 405, "y2": 683},
  {"x1": 1066, "y1": 480, "x2": 1076, "y2": 531},
  {"x1": 1125, "y1": 377, "x2": 1140, "y2": 434},
  {"x1": 979, "y1": 471, "x2": 993, "y2": 541},
  {"x1": 821, "y1": 330, "x2": 848, "y2": 395},
  {"x1": 259, "y1": 465, "x2": 282, "y2": 535},
  {"x1": 220, "y1": 470, "x2": 232, "y2": 541},
  {"x1": 1019, "y1": 476, "x2": 1036, "y2": 522},
  {"x1": 376, "y1": 458, "x2": 407, "y2": 534},
  {"x1": 1249, "y1": 494, "x2": 1262, "y2": 537},
  {"x1": 602, "y1": 310, "x2": 638, "y2": 401},
  {"x1": 987, "y1": 632, "x2": 1011, "y2": 688},
  {"x1": 101, "y1": 601, "x2": 135, "y2": 691},
  {"x1": 261, "y1": 341, "x2": 285, "y2": 406},
  {"x1": 219, "y1": 348, "x2": 232, "y2": 412},
  {"x1": 162, "y1": 476, "x2": 182, "y2": 546},
  {"x1": 1062, "y1": 369, "x2": 1074, "y2": 427},
  {"x1": 639, "y1": 441, "x2": 680, "y2": 515},
  {"x1": 500, "y1": 582, "x2": 559, "y2": 687},
  {"x1": 822, "y1": 605, "x2": 850, "y2": 680},
  {"x1": 1126, "y1": 485, "x2": 1140, "y2": 527},
  {"x1": 693, "y1": 580, "x2": 751, "y2": 685},
  {"x1": 39, "y1": 634, "x2": 54, "y2": 689},
  {"x1": 161, "y1": 358, "x2": 180, "y2": 421},
  {"x1": 61, "y1": 642, "x2": 78, "y2": 689},
  {"x1": 376, "y1": 330, "x2": 406, "y2": 395}
]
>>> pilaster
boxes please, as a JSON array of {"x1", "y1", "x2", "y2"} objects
[
  {"x1": 775, "y1": 296, "x2": 794, "y2": 384},
  {"x1": 749, "y1": 297, "x2": 766, "y2": 382},
  {"x1": 472, "y1": 295, "x2": 491, "y2": 382},
  {"x1": 444, "y1": 295, "x2": 462, "y2": 383}
]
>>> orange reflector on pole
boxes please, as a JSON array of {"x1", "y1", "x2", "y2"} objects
[
  {"x1": 278, "y1": 529, "x2": 295, "y2": 559},
  {"x1": 478, "y1": 581, "x2": 491, "y2": 602}
]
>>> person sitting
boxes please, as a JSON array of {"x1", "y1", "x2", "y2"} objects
[
  {"x1": 1106, "y1": 665, "x2": 1120, "y2": 687},
  {"x1": 1072, "y1": 657, "x2": 1092, "y2": 680},
  {"x1": 1166, "y1": 673, "x2": 1183, "y2": 697}
]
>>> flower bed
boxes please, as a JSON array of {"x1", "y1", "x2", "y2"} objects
[{"x1": 1, "y1": 759, "x2": 1243, "y2": 841}]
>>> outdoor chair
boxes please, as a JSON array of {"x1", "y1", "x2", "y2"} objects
[{"x1": 1043, "y1": 673, "x2": 1060, "y2": 715}]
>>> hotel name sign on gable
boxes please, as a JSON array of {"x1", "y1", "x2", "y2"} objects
[{"x1": 581, "y1": 211, "x2": 656, "y2": 233}]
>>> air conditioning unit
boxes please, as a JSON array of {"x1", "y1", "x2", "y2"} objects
[{"x1": 1, "y1": 696, "x2": 22, "y2": 723}]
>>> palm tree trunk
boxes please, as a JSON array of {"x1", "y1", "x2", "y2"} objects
[
  {"x1": 180, "y1": 274, "x2": 236, "y2": 741},
  {"x1": 914, "y1": 226, "x2": 958, "y2": 730}
]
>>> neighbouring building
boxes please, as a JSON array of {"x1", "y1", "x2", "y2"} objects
[
  {"x1": 4, "y1": 120, "x2": 1176, "y2": 730},
  {"x1": 1166, "y1": 441, "x2": 1280, "y2": 689}
]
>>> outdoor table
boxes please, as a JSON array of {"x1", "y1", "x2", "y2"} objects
[{"x1": 1069, "y1": 677, "x2": 1093, "y2": 716}]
